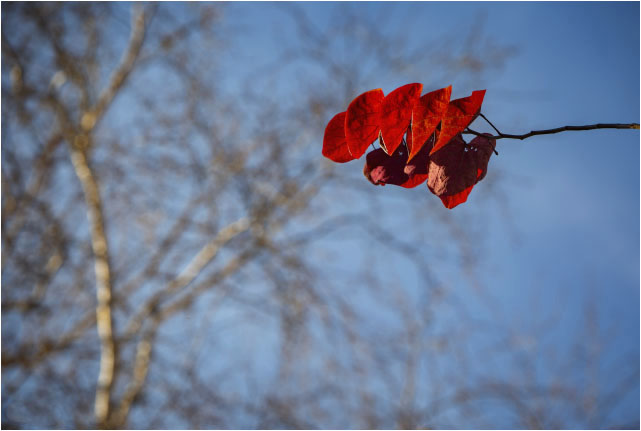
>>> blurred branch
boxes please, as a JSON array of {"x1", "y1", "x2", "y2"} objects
[
  {"x1": 82, "y1": 4, "x2": 149, "y2": 134},
  {"x1": 121, "y1": 217, "x2": 251, "y2": 342},
  {"x1": 116, "y1": 197, "x2": 205, "y2": 303},
  {"x1": 69, "y1": 147, "x2": 116, "y2": 427},
  {"x1": 112, "y1": 218, "x2": 254, "y2": 427},
  {"x1": 58, "y1": 6, "x2": 150, "y2": 426},
  {"x1": 110, "y1": 319, "x2": 159, "y2": 428},
  {"x1": 3, "y1": 133, "x2": 64, "y2": 252},
  {"x1": 1, "y1": 311, "x2": 96, "y2": 368}
]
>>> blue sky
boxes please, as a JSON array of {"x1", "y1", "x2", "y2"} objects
[
  {"x1": 223, "y1": 2, "x2": 640, "y2": 320},
  {"x1": 218, "y1": 1, "x2": 640, "y2": 426},
  {"x1": 2, "y1": 2, "x2": 638, "y2": 428}
]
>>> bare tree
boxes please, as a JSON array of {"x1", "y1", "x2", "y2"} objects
[{"x1": 2, "y1": 3, "x2": 637, "y2": 430}]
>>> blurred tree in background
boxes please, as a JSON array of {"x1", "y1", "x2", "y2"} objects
[{"x1": 1, "y1": 3, "x2": 637, "y2": 429}]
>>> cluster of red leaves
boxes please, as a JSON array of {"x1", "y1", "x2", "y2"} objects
[{"x1": 322, "y1": 83, "x2": 495, "y2": 209}]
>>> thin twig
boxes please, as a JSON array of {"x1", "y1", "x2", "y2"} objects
[
  {"x1": 465, "y1": 123, "x2": 639, "y2": 141},
  {"x1": 465, "y1": 120, "x2": 499, "y2": 155},
  {"x1": 479, "y1": 113, "x2": 502, "y2": 135}
]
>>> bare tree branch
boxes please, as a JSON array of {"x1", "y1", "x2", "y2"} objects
[
  {"x1": 81, "y1": 5, "x2": 149, "y2": 134},
  {"x1": 465, "y1": 122, "x2": 639, "y2": 141},
  {"x1": 110, "y1": 320, "x2": 159, "y2": 428},
  {"x1": 121, "y1": 217, "x2": 251, "y2": 342},
  {"x1": 69, "y1": 147, "x2": 115, "y2": 427},
  {"x1": 61, "y1": 6, "x2": 149, "y2": 426}
]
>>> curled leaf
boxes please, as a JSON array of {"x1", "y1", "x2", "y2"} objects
[
  {"x1": 322, "y1": 112, "x2": 355, "y2": 163},
  {"x1": 363, "y1": 147, "x2": 408, "y2": 186},
  {"x1": 364, "y1": 142, "x2": 431, "y2": 189},
  {"x1": 408, "y1": 85, "x2": 451, "y2": 162},
  {"x1": 430, "y1": 90, "x2": 485, "y2": 155},
  {"x1": 380, "y1": 83, "x2": 423, "y2": 155},
  {"x1": 427, "y1": 133, "x2": 495, "y2": 209},
  {"x1": 346, "y1": 88, "x2": 385, "y2": 159}
]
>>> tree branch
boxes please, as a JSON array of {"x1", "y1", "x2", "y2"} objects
[
  {"x1": 63, "y1": 6, "x2": 149, "y2": 426},
  {"x1": 109, "y1": 319, "x2": 160, "y2": 429},
  {"x1": 1, "y1": 311, "x2": 96, "y2": 368},
  {"x1": 121, "y1": 217, "x2": 251, "y2": 341},
  {"x1": 110, "y1": 218, "x2": 252, "y2": 427},
  {"x1": 465, "y1": 122, "x2": 639, "y2": 141},
  {"x1": 69, "y1": 147, "x2": 116, "y2": 427},
  {"x1": 81, "y1": 4, "x2": 149, "y2": 133}
]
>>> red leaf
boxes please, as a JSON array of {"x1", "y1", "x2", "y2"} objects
[
  {"x1": 380, "y1": 83, "x2": 423, "y2": 155},
  {"x1": 345, "y1": 89, "x2": 385, "y2": 159},
  {"x1": 363, "y1": 147, "x2": 408, "y2": 186},
  {"x1": 400, "y1": 139, "x2": 430, "y2": 188},
  {"x1": 408, "y1": 85, "x2": 451, "y2": 162},
  {"x1": 427, "y1": 133, "x2": 495, "y2": 209},
  {"x1": 322, "y1": 85, "x2": 494, "y2": 208},
  {"x1": 439, "y1": 184, "x2": 476, "y2": 209},
  {"x1": 363, "y1": 142, "x2": 431, "y2": 189},
  {"x1": 466, "y1": 134, "x2": 495, "y2": 181},
  {"x1": 430, "y1": 90, "x2": 486, "y2": 155},
  {"x1": 322, "y1": 112, "x2": 355, "y2": 163}
]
